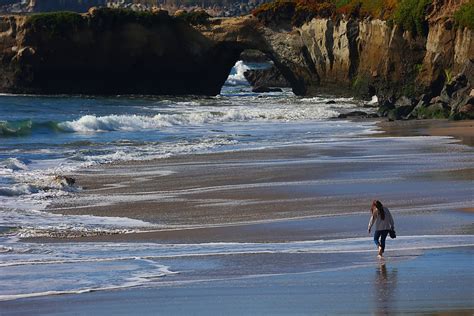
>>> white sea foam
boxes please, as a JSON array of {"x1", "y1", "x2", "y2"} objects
[
  {"x1": 299, "y1": 96, "x2": 355, "y2": 104},
  {"x1": 0, "y1": 184, "x2": 39, "y2": 196},
  {"x1": 0, "y1": 235, "x2": 471, "y2": 301},
  {"x1": 0, "y1": 158, "x2": 29, "y2": 172},
  {"x1": 58, "y1": 105, "x2": 341, "y2": 133},
  {"x1": 225, "y1": 60, "x2": 250, "y2": 85},
  {"x1": 0, "y1": 206, "x2": 157, "y2": 238},
  {"x1": 368, "y1": 95, "x2": 378, "y2": 105}
]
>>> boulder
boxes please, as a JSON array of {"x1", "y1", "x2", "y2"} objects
[
  {"x1": 338, "y1": 111, "x2": 369, "y2": 118},
  {"x1": 252, "y1": 86, "x2": 283, "y2": 93},
  {"x1": 244, "y1": 67, "x2": 290, "y2": 88},
  {"x1": 53, "y1": 175, "x2": 76, "y2": 187},
  {"x1": 415, "y1": 102, "x2": 450, "y2": 119},
  {"x1": 377, "y1": 99, "x2": 395, "y2": 117},
  {"x1": 395, "y1": 96, "x2": 414, "y2": 108},
  {"x1": 439, "y1": 74, "x2": 469, "y2": 103},
  {"x1": 451, "y1": 97, "x2": 474, "y2": 120},
  {"x1": 387, "y1": 105, "x2": 414, "y2": 121}
]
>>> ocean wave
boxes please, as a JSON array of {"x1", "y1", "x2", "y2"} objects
[
  {"x1": 0, "y1": 158, "x2": 29, "y2": 172},
  {"x1": 225, "y1": 60, "x2": 250, "y2": 86},
  {"x1": 0, "y1": 234, "x2": 472, "y2": 302},
  {"x1": 0, "y1": 260, "x2": 177, "y2": 302},
  {"x1": 0, "y1": 184, "x2": 39, "y2": 196},
  {"x1": 0, "y1": 175, "x2": 78, "y2": 197},
  {"x1": 58, "y1": 106, "x2": 339, "y2": 133},
  {"x1": 0, "y1": 119, "x2": 62, "y2": 137},
  {"x1": 1, "y1": 98, "x2": 348, "y2": 136},
  {"x1": 299, "y1": 96, "x2": 354, "y2": 103}
]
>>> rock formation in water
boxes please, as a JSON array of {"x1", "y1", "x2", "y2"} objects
[
  {"x1": 244, "y1": 67, "x2": 290, "y2": 88},
  {"x1": 0, "y1": 2, "x2": 472, "y2": 118}
]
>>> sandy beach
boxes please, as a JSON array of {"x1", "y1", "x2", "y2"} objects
[
  {"x1": 2, "y1": 119, "x2": 473, "y2": 314},
  {"x1": 36, "y1": 119, "x2": 473, "y2": 239},
  {"x1": 2, "y1": 247, "x2": 473, "y2": 315}
]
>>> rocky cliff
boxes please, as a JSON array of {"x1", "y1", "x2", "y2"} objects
[
  {"x1": 0, "y1": 4, "x2": 472, "y2": 118},
  {"x1": 0, "y1": 9, "x2": 243, "y2": 95},
  {"x1": 239, "y1": 0, "x2": 474, "y2": 118},
  {"x1": 203, "y1": 0, "x2": 473, "y2": 118}
]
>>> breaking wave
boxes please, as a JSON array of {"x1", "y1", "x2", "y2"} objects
[
  {"x1": 59, "y1": 106, "x2": 339, "y2": 133},
  {"x1": 0, "y1": 119, "x2": 62, "y2": 137},
  {"x1": 0, "y1": 158, "x2": 29, "y2": 172},
  {"x1": 225, "y1": 60, "x2": 250, "y2": 86}
]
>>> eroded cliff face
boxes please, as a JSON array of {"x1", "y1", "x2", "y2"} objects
[
  {"x1": 0, "y1": 9, "x2": 244, "y2": 95},
  {"x1": 0, "y1": 6, "x2": 472, "y2": 119},
  {"x1": 421, "y1": 21, "x2": 474, "y2": 90},
  {"x1": 265, "y1": 16, "x2": 472, "y2": 100}
]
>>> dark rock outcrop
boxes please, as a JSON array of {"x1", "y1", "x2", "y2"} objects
[
  {"x1": 252, "y1": 86, "x2": 282, "y2": 93},
  {"x1": 244, "y1": 66, "x2": 290, "y2": 88},
  {"x1": 0, "y1": 9, "x2": 245, "y2": 95},
  {"x1": 406, "y1": 73, "x2": 473, "y2": 119},
  {"x1": 338, "y1": 111, "x2": 374, "y2": 119}
]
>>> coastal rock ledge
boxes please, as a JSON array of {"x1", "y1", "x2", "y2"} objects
[{"x1": 0, "y1": 5, "x2": 472, "y2": 118}]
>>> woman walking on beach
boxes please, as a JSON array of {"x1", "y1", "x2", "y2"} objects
[{"x1": 368, "y1": 200, "x2": 395, "y2": 258}]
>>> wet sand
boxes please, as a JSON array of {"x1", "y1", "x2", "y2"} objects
[
  {"x1": 37, "y1": 119, "x2": 474, "y2": 242},
  {"x1": 9, "y1": 119, "x2": 474, "y2": 313},
  {"x1": 378, "y1": 119, "x2": 474, "y2": 146},
  {"x1": 2, "y1": 247, "x2": 473, "y2": 315}
]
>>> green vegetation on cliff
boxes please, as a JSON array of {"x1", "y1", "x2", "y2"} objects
[
  {"x1": 253, "y1": 0, "x2": 432, "y2": 35},
  {"x1": 175, "y1": 10, "x2": 211, "y2": 25},
  {"x1": 392, "y1": 0, "x2": 431, "y2": 35},
  {"x1": 26, "y1": 12, "x2": 84, "y2": 36},
  {"x1": 454, "y1": 0, "x2": 474, "y2": 30},
  {"x1": 25, "y1": 8, "x2": 183, "y2": 35},
  {"x1": 334, "y1": 0, "x2": 397, "y2": 19}
]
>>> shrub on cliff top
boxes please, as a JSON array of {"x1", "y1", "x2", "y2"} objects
[
  {"x1": 87, "y1": 8, "x2": 171, "y2": 27},
  {"x1": 253, "y1": 0, "x2": 398, "y2": 25},
  {"x1": 252, "y1": 0, "x2": 296, "y2": 25},
  {"x1": 454, "y1": 0, "x2": 474, "y2": 30},
  {"x1": 26, "y1": 9, "x2": 174, "y2": 35},
  {"x1": 253, "y1": 0, "x2": 433, "y2": 34},
  {"x1": 253, "y1": 0, "x2": 336, "y2": 26},
  {"x1": 392, "y1": 0, "x2": 431, "y2": 35},
  {"x1": 335, "y1": 0, "x2": 397, "y2": 19},
  {"x1": 175, "y1": 10, "x2": 211, "y2": 25},
  {"x1": 26, "y1": 12, "x2": 84, "y2": 36}
]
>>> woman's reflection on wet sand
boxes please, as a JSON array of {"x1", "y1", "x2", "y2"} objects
[{"x1": 374, "y1": 262, "x2": 398, "y2": 315}]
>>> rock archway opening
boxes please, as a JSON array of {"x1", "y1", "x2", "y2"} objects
[{"x1": 221, "y1": 49, "x2": 291, "y2": 94}]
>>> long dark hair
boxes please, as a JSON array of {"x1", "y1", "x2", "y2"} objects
[{"x1": 371, "y1": 200, "x2": 385, "y2": 220}]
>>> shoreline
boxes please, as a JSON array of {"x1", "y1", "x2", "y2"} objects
[
  {"x1": 23, "y1": 118, "x2": 473, "y2": 243},
  {"x1": 3, "y1": 117, "x2": 473, "y2": 312},
  {"x1": 1, "y1": 246, "x2": 473, "y2": 314},
  {"x1": 376, "y1": 119, "x2": 474, "y2": 147}
]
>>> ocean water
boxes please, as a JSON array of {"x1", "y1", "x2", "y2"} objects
[
  {"x1": 0, "y1": 61, "x2": 373, "y2": 216},
  {"x1": 1, "y1": 62, "x2": 473, "y2": 301}
]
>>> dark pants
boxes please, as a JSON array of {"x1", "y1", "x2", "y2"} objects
[{"x1": 374, "y1": 230, "x2": 390, "y2": 252}]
